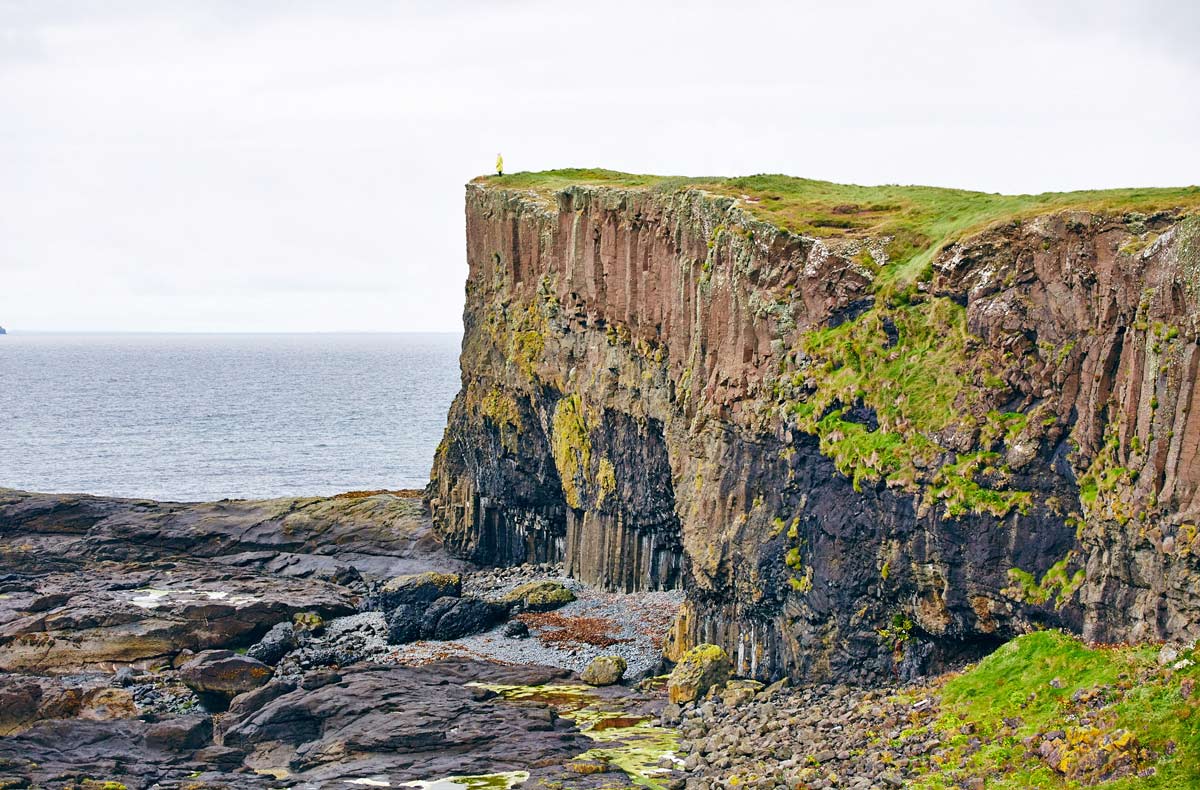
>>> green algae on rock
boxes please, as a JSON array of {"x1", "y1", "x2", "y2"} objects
[
  {"x1": 474, "y1": 682, "x2": 681, "y2": 788},
  {"x1": 397, "y1": 770, "x2": 530, "y2": 789}
]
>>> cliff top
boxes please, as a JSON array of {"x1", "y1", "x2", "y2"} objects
[{"x1": 476, "y1": 168, "x2": 1200, "y2": 286}]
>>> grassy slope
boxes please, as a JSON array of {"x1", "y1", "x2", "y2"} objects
[
  {"x1": 481, "y1": 169, "x2": 1200, "y2": 289},
  {"x1": 903, "y1": 631, "x2": 1200, "y2": 789}
]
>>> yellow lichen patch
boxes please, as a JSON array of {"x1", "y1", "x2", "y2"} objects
[
  {"x1": 476, "y1": 385, "x2": 523, "y2": 453},
  {"x1": 596, "y1": 457, "x2": 616, "y2": 507},
  {"x1": 551, "y1": 393, "x2": 592, "y2": 509},
  {"x1": 482, "y1": 297, "x2": 548, "y2": 383},
  {"x1": 479, "y1": 387, "x2": 522, "y2": 431}
]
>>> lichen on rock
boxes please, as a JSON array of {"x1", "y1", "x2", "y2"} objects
[
  {"x1": 667, "y1": 643, "x2": 732, "y2": 704},
  {"x1": 580, "y1": 655, "x2": 627, "y2": 686}
]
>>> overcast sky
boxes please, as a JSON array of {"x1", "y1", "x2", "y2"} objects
[{"x1": 2, "y1": 1, "x2": 1198, "y2": 332}]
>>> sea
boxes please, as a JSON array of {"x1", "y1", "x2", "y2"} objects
[{"x1": 0, "y1": 332, "x2": 463, "y2": 501}]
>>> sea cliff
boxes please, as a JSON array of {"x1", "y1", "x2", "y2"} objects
[{"x1": 429, "y1": 170, "x2": 1200, "y2": 682}]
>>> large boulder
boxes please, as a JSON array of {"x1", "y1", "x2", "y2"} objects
[
  {"x1": 424, "y1": 596, "x2": 505, "y2": 640},
  {"x1": 668, "y1": 644, "x2": 732, "y2": 704},
  {"x1": 581, "y1": 655, "x2": 627, "y2": 686},
  {"x1": 179, "y1": 650, "x2": 274, "y2": 711},
  {"x1": 501, "y1": 581, "x2": 575, "y2": 613},
  {"x1": 372, "y1": 571, "x2": 462, "y2": 612},
  {"x1": 245, "y1": 621, "x2": 297, "y2": 665},
  {"x1": 0, "y1": 674, "x2": 138, "y2": 735},
  {"x1": 385, "y1": 603, "x2": 426, "y2": 644},
  {"x1": 385, "y1": 596, "x2": 505, "y2": 644},
  {"x1": 144, "y1": 713, "x2": 214, "y2": 751}
]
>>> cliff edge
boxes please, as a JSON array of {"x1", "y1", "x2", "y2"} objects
[{"x1": 429, "y1": 169, "x2": 1200, "y2": 682}]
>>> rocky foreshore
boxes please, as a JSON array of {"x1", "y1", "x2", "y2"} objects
[
  {"x1": 0, "y1": 488, "x2": 689, "y2": 788},
  {"x1": 4, "y1": 487, "x2": 1198, "y2": 789}
]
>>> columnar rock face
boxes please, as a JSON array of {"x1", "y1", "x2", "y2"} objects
[{"x1": 429, "y1": 180, "x2": 1200, "y2": 682}]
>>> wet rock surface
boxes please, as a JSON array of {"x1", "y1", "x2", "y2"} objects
[
  {"x1": 0, "y1": 490, "x2": 688, "y2": 789},
  {"x1": 220, "y1": 660, "x2": 594, "y2": 784},
  {"x1": 0, "y1": 562, "x2": 356, "y2": 673},
  {"x1": 0, "y1": 488, "x2": 466, "y2": 675}
]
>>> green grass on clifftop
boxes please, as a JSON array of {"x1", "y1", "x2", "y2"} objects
[{"x1": 481, "y1": 169, "x2": 1200, "y2": 288}]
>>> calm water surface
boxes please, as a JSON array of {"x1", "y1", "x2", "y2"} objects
[{"x1": 0, "y1": 333, "x2": 462, "y2": 500}]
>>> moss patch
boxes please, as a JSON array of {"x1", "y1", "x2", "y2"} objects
[
  {"x1": 473, "y1": 683, "x2": 679, "y2": 789},
  {"x1": 1004, "y1": 554, "x2": 1085, "y2": 609},
  {"x1": 502, "y1": 580, "x2": 576, "y2": 612},
  {"x1": 776, "y1": 296, "x2": 1031, "y2": 518}
]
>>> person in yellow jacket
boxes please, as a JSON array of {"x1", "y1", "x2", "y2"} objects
[{"x1": 496, "y1": 153, "x2": 504, "y2": 176}]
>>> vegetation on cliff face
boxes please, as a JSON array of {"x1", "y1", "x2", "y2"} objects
[
  {"x1": 774, "y1": 294, "x2": 1034, "y2": 518},
  {"x1": 905, "y1": 630, "x2": 1200, "y2": 789},
  {"x1": 438, "y1": 171, "x2": 1200, "y2": 684},
  {"x1": 551, "y1": 394, "x2": 592, "y2": 510},
  {"x1": 483, "y1": 169, "x2": 1200, "y2": 289}
]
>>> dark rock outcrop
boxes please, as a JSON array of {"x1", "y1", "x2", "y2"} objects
[
  {"x1": 219, "y1": 660, "x2": 592, "y2": 784},
  {"x1": 245, "y1": 620, "x2": 298, "y2": 665},
  {"x1": 370, "y1": 570, "x2": 463, "y2": 611},
  {"x1": 0, "y1": 490, "x2": 461, "y2": 672},
  {"x1": 385, "y1": 594, "x2": 504, "y2": 644},
  {"x1": 429, "y1": 181, "x2": 1200, "y2": 681},
  {"x1": 0, "y1": 488, "x2": 466, "y2": 579}
]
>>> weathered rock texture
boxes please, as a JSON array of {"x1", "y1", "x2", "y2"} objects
[
  {"x1": 0, "y1": 489, "x2": 463, "y2": 672},
  {"x1": 429, "y1": 181, "x2": 1200, "y2": 682}
]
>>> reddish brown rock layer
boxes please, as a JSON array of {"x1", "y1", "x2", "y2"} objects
[{"x1": 429, "y1": 183, "x2": 1200, "y2": 681}]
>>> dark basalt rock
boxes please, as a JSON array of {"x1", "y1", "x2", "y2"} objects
[
  {"x1": 370, "y1": 570, "x2": 463, "y2": 612},
  {"x1": 504, "y1": 619, "x2": 530, "y2": 638},
  {"x1": 246, "y1": 620, "x2": 298, "y2": 665},
  {"x1": 423, "y1": 595, "x2": 505, "y2": 640},
  {"x1": 143, "y1": 713, "x2": 213, "y2": 751},
  {"x1": 385, "y1": 602, "x2": 426, "y2": 644},
  {"x1": 385, "y1": 595, "x2": 505, "y2": 644},
  {"x1": 220, "y1": 660, "x2": 591, "y2": 783}
]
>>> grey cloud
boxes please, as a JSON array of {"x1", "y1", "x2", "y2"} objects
[{"x1": 0, "y1": 0, "x2": 1196, "y2": 331}]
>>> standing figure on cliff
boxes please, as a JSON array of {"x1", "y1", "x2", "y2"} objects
[{"x1": 496, "y1": 153, "x2": 503, "y2": 176}]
